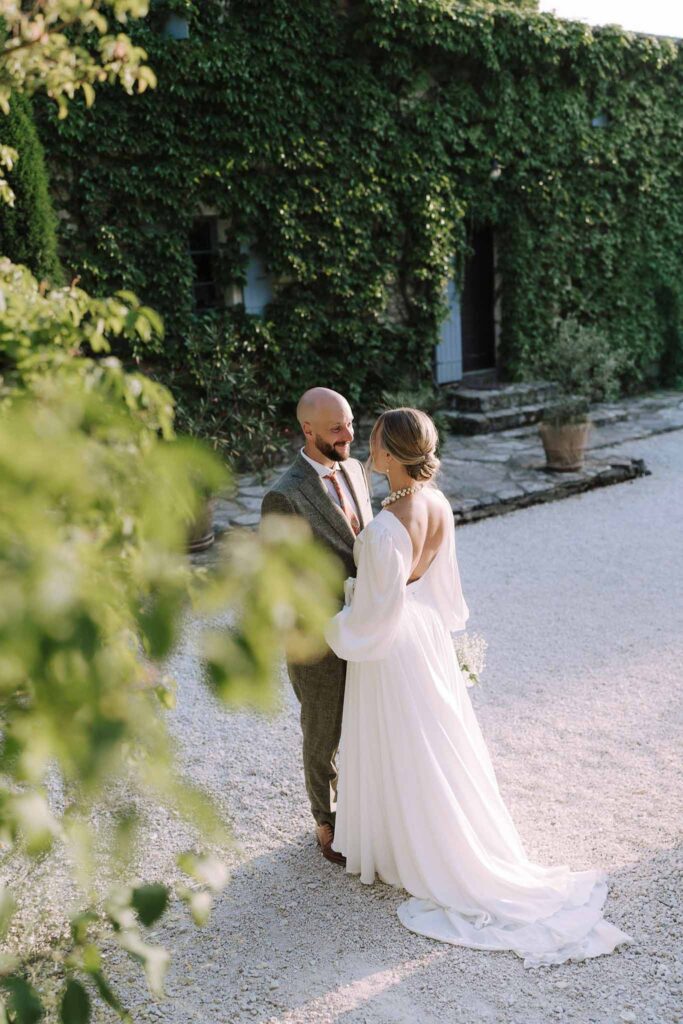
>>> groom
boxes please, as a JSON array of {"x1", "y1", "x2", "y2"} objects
[{"x1": 260, "y1": 388, "x2": 373, "y2": 864}]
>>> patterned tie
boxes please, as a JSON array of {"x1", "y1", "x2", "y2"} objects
[{"x1": 324, "y1": 471, "x2": 361, "y2": 536}]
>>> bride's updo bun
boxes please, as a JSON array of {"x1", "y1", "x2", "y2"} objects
[{"x1": 371, "y1": 407, "x2": 440, "y2": 482}]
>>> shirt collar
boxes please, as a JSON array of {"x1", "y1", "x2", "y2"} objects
[{"x1": 300, "y1": 447, "x2": 338, "y2": 478}]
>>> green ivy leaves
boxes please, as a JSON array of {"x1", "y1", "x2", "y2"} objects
[{"x1": 33, "y1": 0, "x2": 683, "y2": 414}]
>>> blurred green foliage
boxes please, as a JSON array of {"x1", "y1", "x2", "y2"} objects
[
  {"x1": 0, "y1": 255, "x2": 341, "y2": 1020},
  {"x1": 0, "y1": 0, "x2": 157, "y2": 119},
  {"x1": 0, "y1": 4, "x2": 342, "y2": 1020}
]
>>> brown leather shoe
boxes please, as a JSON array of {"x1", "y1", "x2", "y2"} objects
[{"x1": 315, "y1": 823, "x2": 346, "y2": 866}]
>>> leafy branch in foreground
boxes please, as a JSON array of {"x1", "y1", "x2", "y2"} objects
[
  {"x1": 0, "y1": 260, "x2": 342, "y2": 1020},
  {"x1": 0, "y1": 6, "x2": 341, "y2": 1017},
  {"x1": 0, "y1": 1, "x2": 157, "y2": 122}
]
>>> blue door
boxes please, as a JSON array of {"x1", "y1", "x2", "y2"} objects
[{"x1": 435, "y1": 278, "x2": 463, "y2": 384}]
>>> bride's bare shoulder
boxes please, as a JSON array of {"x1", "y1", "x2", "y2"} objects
[
  {"x1": 382, "y1": 487, "x2": 447, "y2": 552},
  {"x1": 388, "y1": 485, "x2": 445, "y2": 523}
]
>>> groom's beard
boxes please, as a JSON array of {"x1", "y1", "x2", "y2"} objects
[{"x1": 315, "y1": 435, "x2": 351, "y2": 462}]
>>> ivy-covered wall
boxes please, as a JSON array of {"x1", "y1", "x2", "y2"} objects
[{"x1": 34, "y1": 0, "x2": 683, "y2": 409}]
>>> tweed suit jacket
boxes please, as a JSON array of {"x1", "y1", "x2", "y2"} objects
[
  {"x1": 261, "y1": 452, "x2": 373, "y2": 579},
  {"x1": 261, "y1": 453, "x2": 373, "y2": 679}
]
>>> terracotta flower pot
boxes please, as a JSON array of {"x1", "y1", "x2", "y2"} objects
[
  {"x1": 187, "y1": 498, "x2": 215, "y2": 552},
  {"x1": 539, "y1": 420, "x2": 590, "y2": 472}
]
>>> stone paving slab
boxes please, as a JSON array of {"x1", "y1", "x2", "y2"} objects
[
  {"x1": 202, "y1": 389, "x2": 683, "y2": 553},
  {"x1": 447, "y1": 456, "x2": 647, "y2": 525}
]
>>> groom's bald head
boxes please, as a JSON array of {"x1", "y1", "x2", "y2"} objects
[
  {"x1": 296, "y1": 387, "x2": 351, "y2": 427},
  {"x1": 297, "y1": 387, "x2": 354, "y2": 463}
]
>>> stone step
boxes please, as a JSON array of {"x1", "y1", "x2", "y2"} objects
[
  {"x1": 446, "y1": 399, "x2": 642, "y2": 437},
  {"x1": 443, "y1": 381, "x2": 559, "y2": 414},
  {"x1": 588, "y1": 404, "x2": 631, "y2": 428},
  {"x1": 444, "y1": 403, "x2": 548, "y2": 435}
]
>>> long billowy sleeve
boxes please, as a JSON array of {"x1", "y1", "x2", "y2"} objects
[
  {"x1": 441, "y1": 534, "x2": 470, "y2": 632},
  {"x1": 324, "y1": 522, "x2": 409, "y2": 662},
  {"x1": 431, "y1": 495, "x2": 469, "y2": 632}
]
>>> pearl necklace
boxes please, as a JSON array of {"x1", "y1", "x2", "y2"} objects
[{"x1": 381, "y1": 484, "x2": 423, "y2": 508}]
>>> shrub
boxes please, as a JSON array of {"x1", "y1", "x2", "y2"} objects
[
  {"x1": 526, "y1": 316, "x2": 632, "y2": 424},
  {"x1": 0, "y1": 94, "x2": 61, "y2": 282}
]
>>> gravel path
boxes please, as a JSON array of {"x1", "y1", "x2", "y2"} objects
[{"x1": 85, "y1": 430, "x2": 683, "y2": 1022}]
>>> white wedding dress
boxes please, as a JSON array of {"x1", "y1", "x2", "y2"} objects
[{"x1": 324, "y1": 489, "x2": 632, "y2": 968}]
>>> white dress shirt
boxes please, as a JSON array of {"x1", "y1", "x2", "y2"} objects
[{"x1": 300, "y1": 448, "x2": 361, "y2": 519}]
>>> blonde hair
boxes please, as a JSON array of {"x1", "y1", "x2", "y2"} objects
[{"x1": 370, "y1": 407, "x2": 440, "y2": 482}]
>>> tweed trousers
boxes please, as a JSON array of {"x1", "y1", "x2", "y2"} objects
[
  {"x1": 260, "y1": 452, "x2": 373, "y2": 829},
  {"x1": 287, "y1": 645, "x2": 346, "y2": 828}
]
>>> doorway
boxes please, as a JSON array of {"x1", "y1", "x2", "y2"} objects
[
  {"x1": 461, "y1": 226, "x2": 496, "y2": 374},
  {"x1": 434, "y1": 226, "x2": 497, "y2": 384}
]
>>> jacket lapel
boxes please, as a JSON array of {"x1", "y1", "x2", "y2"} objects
[
  {"x1": 339, "y1": 460, "x2": 368, "y2": 530},
  {"x1": 292, "y1": 454, "x2": 357, "y2": 547}
]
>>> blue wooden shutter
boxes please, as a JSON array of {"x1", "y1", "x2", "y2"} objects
[
  {"x1": 435, "y1": 278, "x2": 463, "y2": 384},
  {"x1": 242, "y1": 246, "x2": 273, "y2": 315}
]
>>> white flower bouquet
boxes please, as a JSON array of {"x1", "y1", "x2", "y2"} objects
[{"x1": 453, "y1": 632, "x2": 488, "y2": 687}]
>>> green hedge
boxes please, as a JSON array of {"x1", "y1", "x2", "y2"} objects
[
  {"x1": 33, "y1": 0, "x2": 683, "y2": 410},
  {"x1": 0, "y1": 94, "x2": 62, "y2": 283}
]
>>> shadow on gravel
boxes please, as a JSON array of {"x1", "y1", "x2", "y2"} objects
[
  {"x1": 139, "y1": 836, "x2": 680, "y2": 1024},
  {"x1": 150, "y1": 834, "x2": 459, "y2": 1022}
]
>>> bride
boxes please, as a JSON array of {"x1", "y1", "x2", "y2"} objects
[{"x1": 324, "y1": 407, "x2": 632, "y2": 968}]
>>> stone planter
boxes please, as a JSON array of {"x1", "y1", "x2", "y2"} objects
[
  {"x1": 187, "y1": 498, "x2": 215, "y2": 552},
  {"x1": 539, "y1": 420, "x2": 591, "y2": 472}
]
